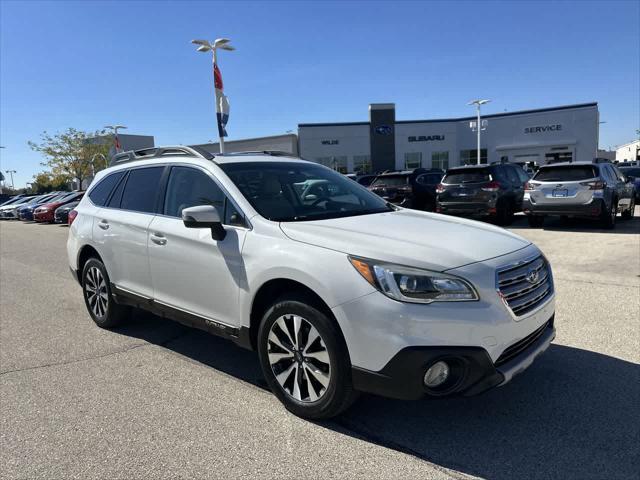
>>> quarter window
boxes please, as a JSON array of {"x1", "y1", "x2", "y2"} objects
[
  {"x1": 88, "y1": 171, "x2": 125, "y2": 207},
  {"x1": 120, "y1": 167, "x2": 164, "y2": 214}
]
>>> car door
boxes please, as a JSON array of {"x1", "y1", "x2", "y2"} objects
[
  {"x1": 147, "y1": 165, "x2": 248, "y2": 328},
  {"x1": 92, "y1": 166, "x2": 165, "y2": 298},
  {"x1": 611, "y1": 165, "x2": 632, "y2": 209}
]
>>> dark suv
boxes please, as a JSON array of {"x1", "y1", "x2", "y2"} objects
[
  {"x1": 523, "y1": 161, "x2": 635, "y2": 228},
  {"x1": 436, "y1": 163, "x2": 528, "y2": 225},
  {"x1": 368, "y1": 169, "x2": 443, "y2": 211}
]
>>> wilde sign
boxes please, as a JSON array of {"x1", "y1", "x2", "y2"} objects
[
  {"x1": 321, "y1": 140, "x2": 339, "y2": 145},
  {"x1": 408, "y1": 135, "x2": 445, "y2": 142},
  {"x1": 524, "y1": 124, "x2": 562, "y2": 134}
]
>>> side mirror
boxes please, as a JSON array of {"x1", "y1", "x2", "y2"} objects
[{"x1": 182, "y1": 205, "x2": 226, "y2": 241}]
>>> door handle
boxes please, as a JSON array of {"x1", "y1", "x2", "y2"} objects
[
  {"x1": 150, "y1": 232, "x2": 167, "y2": 246},
  {"x1": 98, "y1": 220, "x2": 109, "y2": 230}
]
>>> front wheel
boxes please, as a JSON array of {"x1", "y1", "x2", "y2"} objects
[
  {"x1": 257, "y1": 294, "x2": 357, "y2": 420},
  {"x1": 82, "y1": 258, "x2": 130, "y2": 328},
  {"x1": 600, "y1": 199, "x2": 617, "y2": 229}
]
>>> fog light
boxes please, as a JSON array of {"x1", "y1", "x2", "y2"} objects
[{"x1": 424, "y1": 361, "x2": 450, "y2": 388}]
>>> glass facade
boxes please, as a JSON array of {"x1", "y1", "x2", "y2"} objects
[
  {"x1": 404, "y1": 152, "x2": 422, "y2": 170},
  {"x1": 431, "y1": 151, "x2": 449, "y2": 170},
  {"x1": 460, "y1": 149, "x2": 487, "y2": 165},
  {"x1": 353, "y1": 155, "x2": 372, "y2": 174}
]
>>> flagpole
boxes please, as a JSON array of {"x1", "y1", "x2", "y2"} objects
[{"x1": 213, "y1": 48, "x2": 225, "y2": 154}]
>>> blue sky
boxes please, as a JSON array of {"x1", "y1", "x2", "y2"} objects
[{"x1": 1, "y1": 0, "x2": 638, "y2": 187}]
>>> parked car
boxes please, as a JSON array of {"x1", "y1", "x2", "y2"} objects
[
  {"x1": 68, "y1": 146, "x2": 556, "y2": 420},
  {"x1": 618, "y1": 166, "x2": 640, "y2": 201},
  {"x1": 54, "y1": 201, "x2": 81, "y2": 224},
  {"x1": 0, "y1": 194, "x2": 26, "y2": 207},
  {"x1": 34, "y1": 191, "x2": 84, "y2": 223},
  {"x1": 17, "y1": 192, "x2": 64, "y2": 221},
  {"x1": 368, "y1": 169, "x2": 444, "y2": 211},
  {"x1": 355, "y1": 174, "x2": 376, "y2": 187},
  {"x1": 436, "y1": 163, "x2": 529, "y2": 225},
  {"x1": 0, "y1": 195, "x2": 36, "y2": 219},
  {"x1": 523, "y1": 161, "x2": 635, "y2": 228}
]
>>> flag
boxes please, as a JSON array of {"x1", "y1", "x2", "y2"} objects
[{"x1": 213, "y1": 62, "x2": 229, "y2": 138}]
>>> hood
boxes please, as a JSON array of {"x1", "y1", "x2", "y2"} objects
[{"x1": 279, "y1": 209, "x2": 530, "y2": 271}]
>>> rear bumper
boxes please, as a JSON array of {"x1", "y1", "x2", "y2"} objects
[
  {"x1": 352, "y1": 315, "x2": 555, "y2": 400},
  {"x1": 436, "y1": 202, "x2": 494, "y2": 216},
  {"x1": 523, "y1": 198, "x2": 603, "y2": 217}
]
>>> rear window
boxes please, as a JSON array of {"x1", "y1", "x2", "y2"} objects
[
  {"x1": 370, "y1": 175, "x2": 409, "y2": 187},
  {"x1": 120, "y1": 167, "x2": 164, "y2": 213},
  {"x1": 416, "y1": 174, "x2": 442, "y2": 185},
  {"x1": 88, "y1": 172, "x2": 125, "y2": 207},
  {"x1": 443, "y1": 169, "x2": 491, "y2": 184},
  {"x1": 534, "y1": 165, "x2": 597, "y2": 182}
]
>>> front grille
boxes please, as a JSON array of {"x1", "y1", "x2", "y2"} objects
[
  {"x1": 497, "y1": 255, "x2": 553, "y2": 317},
  {"x1": 495, "y1": 320, "x2": 551, "y2": 366}
]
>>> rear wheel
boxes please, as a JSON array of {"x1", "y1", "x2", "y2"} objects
[
  {"x1": 600, "y1": 199, "x2": 617, "y2": 229},
  {"x1": 496, "y1": 201, "x2": 514, "y2": 226},
  {"x1": 257, "y1": 294, "x2": 357, "y2": 420},
  {"x1": 527, "y1": 215, "x2": 545, "y2": 227},
  {"x1": 621, "y1": 197, "x2": 635, "y2": 220},
  {"x1": 82, "y1": 258, "x2": 130, "y2": 328}
]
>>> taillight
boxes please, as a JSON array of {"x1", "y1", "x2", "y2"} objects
[
  {"x1": 524, "y1": 181, "x2": 539, "y2": 191},
  {"x1": 481, "y1": 181, "x2": 501, "y2": 192},
  {"x1": 580, "y1": 180, "x2": 605, "y2": 190},
  {"x1": 68, "y1": 209, "x2": 78, "y2": 225},
  {"x1": 435, "y1": 183, "x2": 445, "y2": 194}
]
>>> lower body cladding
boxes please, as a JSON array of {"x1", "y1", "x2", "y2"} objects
[
  {"x1": 437, "y1": 200, "x2": 497, "y2": 218},
  {"x1": 523, "y1": 197, "x2": 604, "y2": 218},
  {"x1": 332, "y1": 244, "x2": 556, "y2": 400}
]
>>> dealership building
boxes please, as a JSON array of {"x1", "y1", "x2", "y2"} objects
[{"x1": 298, "y1": 102, "x2": 599, "y2": 173}]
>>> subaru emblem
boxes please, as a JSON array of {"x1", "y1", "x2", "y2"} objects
[
  {"x1": 526, "y1": 268, "x2": 539, "y2": 284},
  {"x1": 375, "y1": 125, "x2": 392, "y2": 135}
]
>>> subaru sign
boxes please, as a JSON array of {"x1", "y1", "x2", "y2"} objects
[{"x1": 375, "y1": 125, "x2": 392, "y2": 135}]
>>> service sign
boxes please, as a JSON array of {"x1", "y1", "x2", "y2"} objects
[{"x1": 524, "y1": 124, "x2": 562, "y2": 134}]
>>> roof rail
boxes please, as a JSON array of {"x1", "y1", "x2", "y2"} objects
[
  {"x1": 110, "y1": 145, "x2": 215, "y2": 166},
  {"x1": 218, "y1": 150, "x2": 297, "y2": 157}
]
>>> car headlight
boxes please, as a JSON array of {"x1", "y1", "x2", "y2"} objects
[{"x1": 348, "y1": 256, "x2": 478, "y2": 304}]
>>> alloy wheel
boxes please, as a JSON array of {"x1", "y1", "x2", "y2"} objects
[
  {"x1": 85, "y1": 266, "x2": 108, "y2": 318},
  {"x1": 267, "y1": 314, "x2": 331, "y2": 403}
]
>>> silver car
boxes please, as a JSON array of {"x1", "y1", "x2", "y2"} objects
[{"x1": 523, "y1": 160, "x2": 635, "y2": 228}]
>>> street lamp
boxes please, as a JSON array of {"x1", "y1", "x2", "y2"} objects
[
  {"x1": 5, "y1": 170, "x2": 16, "y2": 190},
  {"x1": 191, "y1": 38, "x2": 235, "y2": 154},
  {"x1": 468, "y1": 99, "x2": 491, "y2": 165},
  {"x1": 104, "y1": 125, "x2": 127, "y2": 153},
  {"x1": 91, "y1": 153, "x2": 109, "y2": 177}
]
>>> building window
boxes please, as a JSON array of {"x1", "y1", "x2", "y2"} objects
[
  {"x1": 404, "y1": 152, "x2": 422, "y2": 170},
  {"x1": 317, "y1": 156, "x2": 347, "y2": 173},
  {"x1": 353, "y1": 155, "x2": 371, "y2": 174},
  {"x1": 460, "y1": 149, "x2": 487, "y2": 165},
  {"x1": 431, "y1": 151, "x2": 449, "y2": 170}
]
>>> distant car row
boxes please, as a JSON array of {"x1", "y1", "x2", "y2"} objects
[
  {"x1": 0, "y1": 191, "x2": 83, "y2": 224},
  {"x1": 352, "y1": 159, "x2": 636, "y2": 229}
]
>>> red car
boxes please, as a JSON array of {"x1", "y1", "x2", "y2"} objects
[{"x1": 33, "y1": 192, "x2": 84, "y2": 223}]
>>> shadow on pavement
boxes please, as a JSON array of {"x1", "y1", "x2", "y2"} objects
[{"x1": 114, "y1": 311, "x2": 639, "y2": 479}]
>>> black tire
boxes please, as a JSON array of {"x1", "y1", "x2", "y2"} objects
[
  {"x1": 81, "y1": 258, "x2": 130, "y2": 328},
  {"x1": 621, "y1": 197, "x2": 635, "y2": 220},
  {"x1": 257, "y1": 293, "x2": 358, "y2": 420},
  {"x1": 600, "y1": 199, "x2": 617, "y2": 229},
  {"x1": 496, "y1": 201, "x2": 514, "y2": 226},
  {"x1": 527, "y1": 215, "x2": 545, "y2": 227}
]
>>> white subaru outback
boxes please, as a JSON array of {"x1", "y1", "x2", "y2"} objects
[{"x1": 67, "y1": 146, "x2": 556, "y2": 419}]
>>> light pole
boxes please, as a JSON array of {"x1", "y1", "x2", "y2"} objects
[
  {"x1": 91, "y1": 153, "x2": 109, "y2": 177},
  {"x1": 468, "y1": 99, "x2": 491, "y2": 165},
  {"x1": 104, "y1": 125, "x2": 127, "y2": 153},
  {"x1": 5, "y1": 170, "x2": 16, "y2": 190},
  {"x1": 191, "y1": 38, "x2": 235, "y2": 154}
]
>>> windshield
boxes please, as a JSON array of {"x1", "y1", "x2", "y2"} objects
[
  {"x1": 534, "y1": 165, "x2": 597, "y2": 182},
  {"x1": 220, "y1": 161, "x2": 393, "y2": 222},
  {"x1": 370, "y1": 175, "x2": 409, "y2": 187},
  {"x1": 443, "y1": 169, "x2": 491, "y2": 184},
  {"x1": 0, "y1": 196, "x2": 24, "y2": 206}
]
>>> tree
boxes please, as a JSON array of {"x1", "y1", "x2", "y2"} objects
[
  {"x1": 28, "y1": 128, "x2": 112, "y2": 189},
  {"x1": 32, "y1": 171, "x2": 71, "y2": 193}
]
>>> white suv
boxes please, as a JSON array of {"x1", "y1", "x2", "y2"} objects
[{"x1": 67, "y1": 146, "x2": 556, "y2": 419}]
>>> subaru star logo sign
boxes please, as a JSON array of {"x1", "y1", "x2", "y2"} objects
[
  {"x1": 375, "y1": 125, "x2": 392, "y2": 135},
  {"x1": 526, "y1": 268, "x2": 539, "y2": 284}
]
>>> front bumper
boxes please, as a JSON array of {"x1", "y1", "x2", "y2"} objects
[
  {"x1": 352, "y1": 317, "x2": 555, "y2": 400},
  {"x1": 523, "y1": 198, "x2": 603, "y2": 217},
  {"x1": 33, "y1": 211, "x2": 54, "y2": 222}
]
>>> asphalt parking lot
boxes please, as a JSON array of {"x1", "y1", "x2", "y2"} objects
[{"x1": 1, "y1": 214, "x2": 639, "y2": 479}]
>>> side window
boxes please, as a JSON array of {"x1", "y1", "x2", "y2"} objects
[
  {"x1": 120, "y1": 167, "x2": 165, "y2": 214},
  {"x1": 515, "y1": 167, "x2": 529, "y2": 183},
  {"x1": 504, "y1": 166, "x2": 520, "y2": 184},
  {"x1": 88, "y1": 171, "x2": 125, "y2": 207},
  {"x1": 107, "y1": 172, "x2": 128, "y2": 208},
  {"x1": 611, "y1": 166, "x2": 625, "y2": 182},
  {"x1": 164, "y1": 167, "x2": 225, "y2": 218}
]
